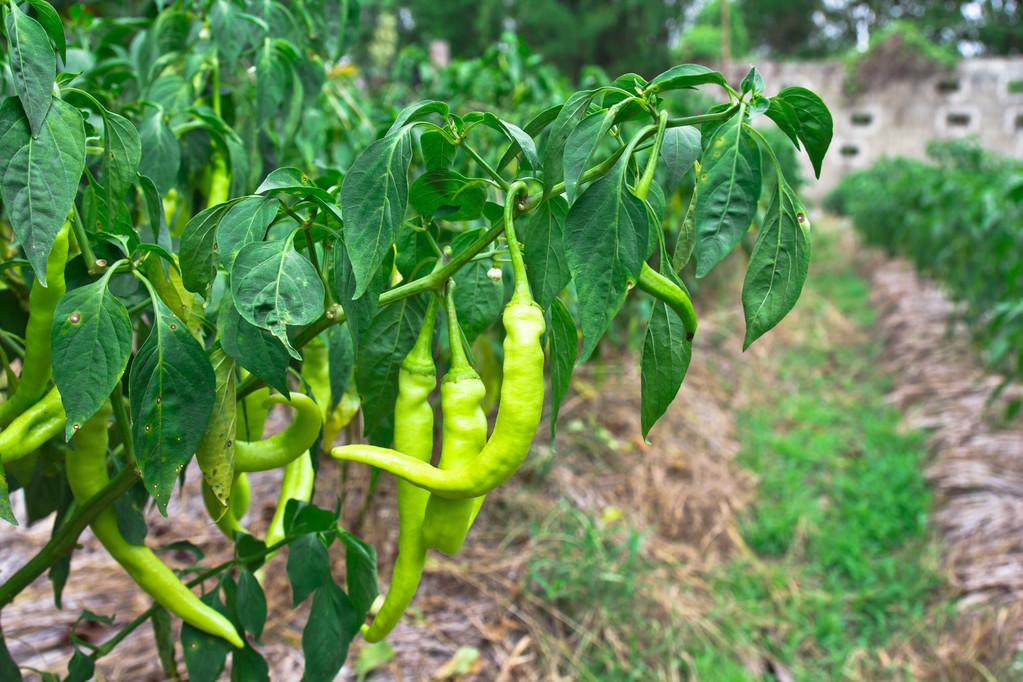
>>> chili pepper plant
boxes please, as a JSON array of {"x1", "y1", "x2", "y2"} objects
[{"x1": 0, "y1": 1, "x2": 832, "y2": 679}]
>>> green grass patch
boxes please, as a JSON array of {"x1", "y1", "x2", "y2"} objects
[{"x1": 690, "y1": 234, "x2": 946, "y2": 679}]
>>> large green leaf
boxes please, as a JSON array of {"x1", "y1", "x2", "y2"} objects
[
  {"x1": 326, "y1": 323, "x2": 354, "y2": 410},
  {"x1": 340, "y1": 530, "x2": 378, "y2": 622},
  {"x1": 355, "y1": 294, "x2": 426, "y2": 445},
  {"x1": 451, "y1": 229, "x2": 502, "y2": 343},
  {"x1": 409, "y1": 169, "x2": 486, "y2": 221},
  {"x1": 230, "y1": 234, "x2": 325, "y2": 358},
  {"x1": 216, "y1": 195, "x2": 278, "y2": 266},
  {"x1": 541, "y1": 89, "x2": 596, "y2": 195},
  {"x1": 181, "y1": 588, "x2": 231, "y2": 682},
  {"x1": 547, "y1": 298, "x2": 577, "y2": 446},
  {"x1": 694, "y1": 112, "x2": 762, "y2": 277},
  {"x1": 209, "y1": 0, "x2": 253, "y2": 62},
  {"x1": 775, "y1": 87, "x2": 833, "y2": 179},
  {"x1": 659, "y1": 126, "x2": 701, "y2": 193},
  {"x1": 301, "y1": 580, "x2": 358, "y2": 682},
  {"x1": 138, "y1": 108, "x2": 179, "y2": 195},
  {"x1": 340, "y1": 130, "x2": 412, "y2": 298},
  {"x1": 218, "y1": 291, "x2": 291, "y2": 395},
  {"x1": 1, "y1": 97, "x2": 85, "y2": 285},
  {"x1": 180, "y1": 203, "x2": 234, "y2": 293},
  {"x1": 741, "y1": 180, "x2": 811, "y2": 349},
  {"x1": 288, "y1": 533, "x2": 331, "y2": 606},
  {"x1": 51, "y1": 274, "x2": 133, "y2": 440},
  {"x1": 25, "y1": 0, "x2": 65, "y2": 61},
  {"x1": 4, "y1": 3, "x2": 55, "y2": 134},
  {"x1": 331, "y1": 234, "x2": 386, "y2": 347},
  {"x1": 564, "y1": 154, "x2": 648, "y2": 360},
  {"x1": 194, "y1": 349, "x2": 237, "y2": 505},
  {"x1": 646, "y1": 64, "x2": 726, "y2": 94},
  {"x1": 640, "y1": 290, "x2": 692, "y2": 439},
  {"x1": 129, "y1": 297, "x2": 216, "y2": 513},
  {"x1": 236, "y1": 569, "x2": 268, "y2": 639},
  {"x1": 102, "y1": 112, "x2": 142, "y2": 198},
  {"x1": 520, "y1": 196, "x2": 570, "y2": 310}
]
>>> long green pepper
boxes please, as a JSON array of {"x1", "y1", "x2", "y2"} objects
[
  {"x1": 67, "y1": 402, "x2": 244, "y2": 647},
  {"x1": 361, "y1": 296, "x2": 438, "y2": 642},
  {"x1": 332, "y1": 183, "x2": 546, "y2": 499},
  {"x1": 421, "y1": 286, "x2": 487, "y2": 555}
]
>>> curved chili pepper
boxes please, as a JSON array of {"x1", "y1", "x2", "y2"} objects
[
  {"x1": 332, "y1": 185, "x2": 545, "y2": 499},
  {"x1": 361, "y1": 296, "x2": 438, "y2": 643},
  {"x1": 0, "y1": 224, "x2": 69, "y2": 427},
  {"x1": 234, "y1": 393, "x2": 321, "y2": 473},
  {"x1": 421, "y1": 286, "x2": 487, "y2": 555},
  {"x1": 67, "y1": 402, "x2": 244, "y2": 648},
  {"x1": 0, "y1": 386, "x2": 65, "y2": 464}
]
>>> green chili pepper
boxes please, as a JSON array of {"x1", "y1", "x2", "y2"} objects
[
  {"x1": 0, "y1": 386, "x2": 65, "y2": 464},
  {"x1": 0, "y1": 224, "x2": 69, "y2": 428},
  {"x1": 234, "y1": 393, "x2": 321, "y2": 473},
  {"x1": 332, "y1": 184, "x2": 545, "y2": 499},
  {"x1": 421, "y1": 286, "x2": 487, "y2": 555},
  {"x1": 361, "y1": 296, "x2": 438, "y2": 643},
  {"x1": 67, "y1": 401, "x2": 244, "y2": 648}
]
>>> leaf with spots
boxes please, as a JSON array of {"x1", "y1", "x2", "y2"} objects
[
  {"x1": 230, "y1": 233, "x2": 326, "y2": 359},
  {"x1": 194, "y1": 348, "x2": 237, "y2": 506},
  {"x1": 51, "y1": 272, "x2": 133, "y2": 440},
  {"x1": 128, "y1": 294, "x2": 216, "y2": 514}
]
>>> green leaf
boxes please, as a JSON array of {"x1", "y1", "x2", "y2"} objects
[
  {"x1": 0, "y1": 469, "x2": 15, "y2": 525},
  {"x1": 451, "y1": 229, "x2": 502, "y2": 343},
  {"x1": 741, "y1": 180, "x2": 811, "y2": 349},
  {"x1": 256, "y1": 39, "x2": 287, "y2": 123},
  {"x1": 409, "y1": 169, "x2": 486, "y2": 221},
  {"x1": 138, "y1": 108, "x2": 180, "y2": 195},
  {"x1": 419, "y1": 130, "x2": 456, "y2": 170},
  {"x1": 236, "y1": 569, "x2": 268, "y2": 640},
  {"x1": 231, "y1": 646, "x2": 270, "y2": 682},
  {"x1": 340, "y1": 530, "x2": 378, "y2": 622},
  {"x1": 230, "y1": 234, "x2": 326, "y2": 358},
  {"x1": 182, "y1": 589, "x2": 231, "y2": 682},
  {"x1": 216, "y1": 195, "x2": 278, "y2": 266},
  {"x1": 774, "y1": 87, "x2": 832, "y2": 179},
  {"x1": 740, "y1": 67, "x2": 764, "y2": 96},
  {"x1": 1, "y1": 97, "x2": 85, "y2": 285},
  {"x1": 640, "y1": 292, "x2": 692, "y2": 439},
  {"x1": 287, "y1": 533, "x2": 331, "y2": 606},
  {"x1": 564, "y1": 154, "x2": 648, "y2": 360},
  {"x1": 562, "y1": 111, "x2": 606, "y2": 204},
  {"x1": 326, "y1": 323, "x2": 354, "y2": 411},
  {"x1": 195, "y1": 349, "x2": 236, "y2": 505},
  {"x1": 466, "y1": 112, "x2": 539, "y2": 170},
  {"x1": 51, "y1": 275, "x2": 133, "y2": 439},
  {"x1": 66, "y1": 646, "x2": 95, "y2": 682},
  {"x1": 180, "y1": 203, "x2": 233, "y2": 293},
  {"x1": 0, "y1": 629, "x2": 22, "y2": 680},
  {"x1": 520, "y1": 196, "x2": 570, "y2": 310},
  {"x1": 764, "y1": 97, "x2": 801, "y2": 150},
  {"x1": 659, "y1": 126, "x2": 700, "y2": 193},
  {"x1": 386, "y1": 99, "x2": 448, "y2": 135},
  {"x1": 497, "y1": 103, "x2": 561, "y2": 171},
  {"x1": 340, "y1": 130, "x2": 412, "y2": 298},
  {"x1": 694, "y1": 112, "x2": 762, "y2": 277},
  {"x1": 301, "y1": 581, "x2": 357, "y2": 682},
  {"x1": 672, "y1": 186, "x2": 697, "y2": 272},
  {"x1": 331, "y1": 234, "x2": 385, "y2": 345},
  {"x1": 102, "y1": 112, "x2": 142, "y2": 198},
  {"x1": 646, "y1": 64, "x2": 726, "y2": 94},
  {"x1": 4, "y1": 3, "x2": 55, "y2": 135},
  {"x1": 128, "y1": 296, "x2": 216, "y2": 514},
  {"x1": 355, "y1": 294, "x2": 426, "y2": 445},
  {"x1": 151, "y1": 607, "x2": 179, "y2": 680},
  {"x1": 284, "y1": 501, "x2": 338, "y2": 536},
  {"x1": 547, "y1": 298, "x2": 577, "y2": 446},
  {"x1": 219, "y1": 291, "x2": 291, "y2": 395},
  {"x1": 542, "y1": 89, "x2": 597, "y2": 195},
  {"x1": 25, "y1": 0, "x2": 65, "y2": 62},
  {"x1": 210, "y1": 0, "x2": 252, "y2": 62}
]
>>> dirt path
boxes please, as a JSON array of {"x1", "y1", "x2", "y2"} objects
[{"x1": 867, "y1": 254, "x2": 1023, "y2": 638}]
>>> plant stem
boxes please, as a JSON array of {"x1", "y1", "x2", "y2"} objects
[
  {"x1": 462, "y1": 142, "x2": 509, "y2": 191},
  {"x1": 502, "y1": 180, "x2": 531, "y2": 300},
  {"x1": 0, "y1": 466, "x2": 139, "y2": 609},
  {"x1": 70, "y1": 207, "x2": 101, "y2": 275}
]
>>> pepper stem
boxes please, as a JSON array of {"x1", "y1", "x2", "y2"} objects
[
  {"x1": 502, "y1": 180, "x2": 531, "y2": 301},
  {"x1": 444, "y1": 283, "x2": 470, "y2": 371}
]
